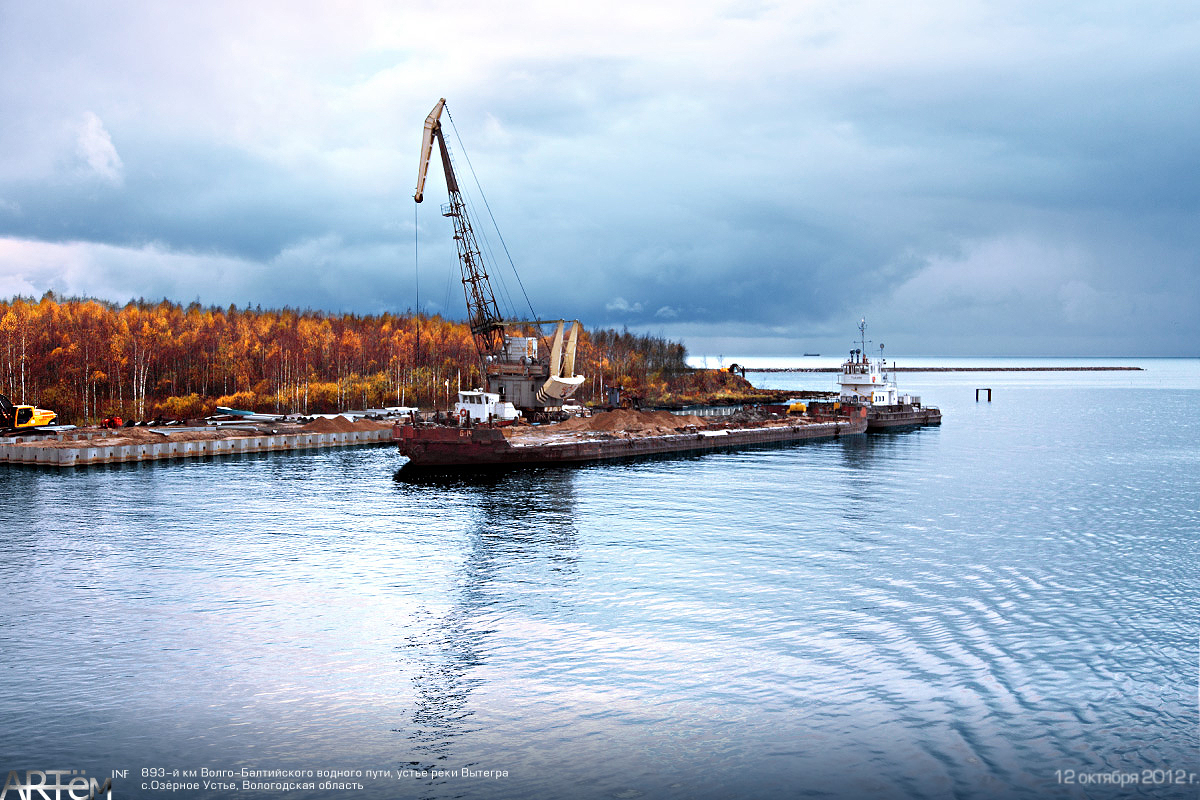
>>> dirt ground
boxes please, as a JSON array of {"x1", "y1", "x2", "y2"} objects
[
  {"x1": 301, "y1": 416, "x2": 391, "y2": 434},
  {"x1": 500, "y1": 409, "x2": 714, "y2": 441},
  {"x1": 18, "y1": 417, "x2": 392, "y2": 449}
]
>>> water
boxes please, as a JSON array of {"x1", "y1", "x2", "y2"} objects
[{"x1": 2, "y1": 359, "x2": 1197, "y2": 799}]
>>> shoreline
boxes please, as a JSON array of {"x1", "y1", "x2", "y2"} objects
[{"x1": 744, "y1": 366, "x2": 1145, "y2": 373}]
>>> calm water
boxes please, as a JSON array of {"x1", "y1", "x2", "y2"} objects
[{"x1": 2, "y1": 359, "x2": 1197, "y2": 799}]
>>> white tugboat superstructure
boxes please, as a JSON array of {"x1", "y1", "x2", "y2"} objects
[
  {"x1": 454, "y1": 389, "x2": 520, "y2": 424},
  {"x1": 836, "y1": 320, "x2": 940, "y2": 429}
]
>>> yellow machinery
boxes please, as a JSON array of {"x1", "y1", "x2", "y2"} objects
[{"x1": 0, "y1": 394, "x2": 57, "y2": 432}]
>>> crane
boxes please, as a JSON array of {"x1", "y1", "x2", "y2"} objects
[{"x1": 414, "y1": 98, "x2": 584, "y2": 415}]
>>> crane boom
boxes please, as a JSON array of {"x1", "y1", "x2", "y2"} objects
[
  {"x1": 413, "y1": 98, "x2": 445, "y2": 203},
  {"x1": 413, "y1": 98, "x2": 505, "y2": 359}
]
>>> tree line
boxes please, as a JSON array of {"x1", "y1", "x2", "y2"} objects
[{"x1": 0, "y1": 294, "x2": 691, "y2": 424}]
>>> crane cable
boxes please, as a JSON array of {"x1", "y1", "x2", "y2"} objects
[
  {"x1": 442, "y1": 109, "x2": 520, "y2": 320},
  {"x1": 413, "y1": 198, "x2": 420, "y2": 364},
  {"x1": 444, "y1": 105, "x2": 539, "y2": 324}
]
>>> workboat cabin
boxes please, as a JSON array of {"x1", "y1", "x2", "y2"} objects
[
  {"x1": 837, "y1": 350, "x2": 921, "y2": 408},
  {"x1": 454, "y1": 390, "x2": 521, "y2": 423}
]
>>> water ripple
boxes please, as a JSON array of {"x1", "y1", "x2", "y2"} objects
[{"x1": 1, "y1": 367, "x2": 1198, "y2": 798}]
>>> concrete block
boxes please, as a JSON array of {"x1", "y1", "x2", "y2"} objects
[{"x1": 2, "y1": 422, "x2": 390, "y2": 468}]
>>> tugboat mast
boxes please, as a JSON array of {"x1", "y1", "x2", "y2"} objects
[{"x1": 856, "y1": 318, "x2": 872, "y2": 363}]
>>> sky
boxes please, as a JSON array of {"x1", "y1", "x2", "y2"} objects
[{"x1": 0, "y1": 1, "x2": 1197, "y2": 357}]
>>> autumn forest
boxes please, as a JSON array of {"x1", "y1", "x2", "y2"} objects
[{"x1": 0, "y1": 294, "x2": 695, "y2": 424}]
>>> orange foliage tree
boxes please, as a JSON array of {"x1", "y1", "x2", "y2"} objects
[{"x1": 0, "y1": 294, "x2": 689, "y2": 424}]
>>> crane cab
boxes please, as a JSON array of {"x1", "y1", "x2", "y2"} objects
[{"x1": 0, "y1": 394, "x2": 57, "y2": 432}]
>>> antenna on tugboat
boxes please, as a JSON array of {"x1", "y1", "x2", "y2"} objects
[{"x1": 856, "y1": 318, "x2": 871, "y2": 363}]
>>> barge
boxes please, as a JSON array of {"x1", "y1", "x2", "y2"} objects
[{"x1": 393, "y1": 409, "x2": 867, "y2": 471}]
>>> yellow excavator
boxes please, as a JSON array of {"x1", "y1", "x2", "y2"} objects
[{"x1": 0, "y1": 394, "x2": 57, "y2": 433}]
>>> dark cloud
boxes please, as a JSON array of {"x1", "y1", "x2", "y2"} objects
[{"x1": 1, "y1": 0, "x2": 1197, "y2": 355}]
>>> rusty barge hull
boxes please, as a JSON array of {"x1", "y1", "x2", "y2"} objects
[
  {"x1": 394, "y1": 418, "x2": 867, "y2": 471},
  {"x1": 866, "y1": 406, "x2": 942, "y2": 430}
]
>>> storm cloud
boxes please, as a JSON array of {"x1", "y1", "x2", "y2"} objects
[{"x1": 1, "y1": 0, "x2": 1196, "y2": 356}]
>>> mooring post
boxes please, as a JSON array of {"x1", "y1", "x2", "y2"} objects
[{"x1": 975, "y1": 388, "x2": 992, "y2": 402}]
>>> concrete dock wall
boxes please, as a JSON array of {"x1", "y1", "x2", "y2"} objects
[{"x1": 0, "y1": 428, "x2": 392, "y2": 467}]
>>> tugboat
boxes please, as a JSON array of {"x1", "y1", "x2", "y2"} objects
[
  {"x1": 453, "y1": 389, "x2": 520, "y2": 425},
  {"x1": 837, "y1": 321, "x2": 941, "y2": 430}
]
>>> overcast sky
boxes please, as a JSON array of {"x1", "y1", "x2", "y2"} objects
[{"x1": 1, "y1": 1, "x2": 1196, "y2": 357}]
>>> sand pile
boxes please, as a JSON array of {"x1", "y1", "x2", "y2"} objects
[
  {"x1": 550, "y1": 410, "x2": 708, "y2": 435},
  {"x1": 303, "y1": 415, "x2": 357, "y2": 433}
]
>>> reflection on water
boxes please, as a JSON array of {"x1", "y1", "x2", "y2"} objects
[{"x1": 397, "y1": 469, "x2": 579, "y2": 772}]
